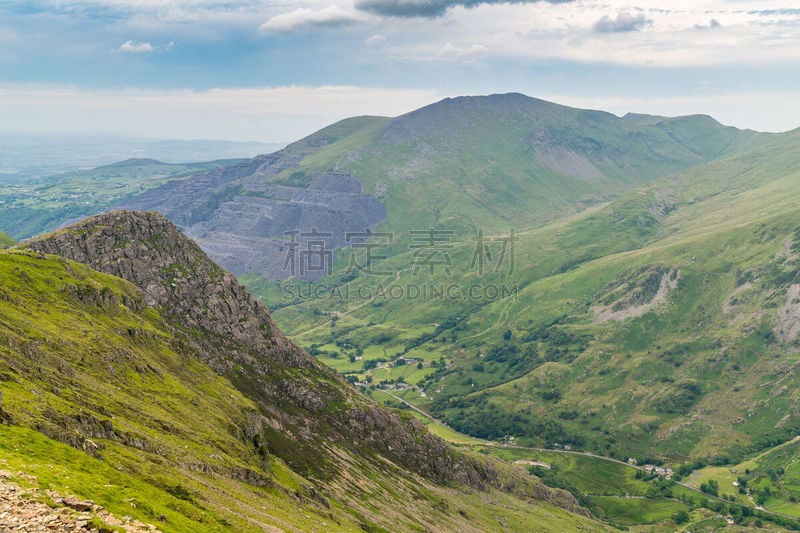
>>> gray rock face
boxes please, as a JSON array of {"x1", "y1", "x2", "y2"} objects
[
  {"x1": 26, "y1": 210, "x2": 308, "y2": 369},
  {"x1": 118, "y1": 156, "x2": 386, "y2": 280}
]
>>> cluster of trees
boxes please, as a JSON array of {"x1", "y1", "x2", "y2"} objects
[
  {"x1": 521, "y1": 323, "x2": 590, "y2": 363},
  {"x1": 700, "y1": 478, "x2": 719, "y2": 496},
  {"x1": 655, "y1": 380, "x2": 702, "y2": 414},
  {"x1": 430, "y1": 395, "x2": 585, "y2": 446}
]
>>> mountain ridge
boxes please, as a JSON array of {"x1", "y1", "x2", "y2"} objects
[
  {"x1": 6, "y1": 209, "x2": 594, "y2": 531},
  {"x1": 115, "y1": 92, "x2": 768, "y2": 281}
]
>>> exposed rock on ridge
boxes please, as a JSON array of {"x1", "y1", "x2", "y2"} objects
[
  {"x1": 26, "y1": 210, "x2": 308, "y2": 369},
  {"x1": 24, "y1": 210, "x2": 584, "y2": 515}
]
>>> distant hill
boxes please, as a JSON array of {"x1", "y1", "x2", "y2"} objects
[
  {"x1": 0, "y1": 158, "x2": 247, "y2": 239},
  {"x1": 95, "y1": 157, "x2": 167, "y2": 167},
  {"x1": 118, "y1": 93, "x2": 769, "y2": 280},
  {"x1": 0, "y1": 133, "x2": 283, "y2": 182}
]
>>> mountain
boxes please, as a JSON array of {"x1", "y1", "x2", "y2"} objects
[
  {"x1": 1, "y1": 210, "x2": 600, "y2": 532},
  {"x1": 101, "y1": 93, "x2": 800, "y2": 466},
  {"x1": 117, "y1": 93, "x2": 769, "y2": 280},
  {"x1": 264, "y1": 126, "x2": 800, "y2": 462}
]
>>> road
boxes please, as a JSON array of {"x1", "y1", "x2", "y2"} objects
[{"x1": 381, "y1": 390, "x2": 800, "y2": 523}]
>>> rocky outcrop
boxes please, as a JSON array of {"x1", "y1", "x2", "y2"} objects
[
  {"x1": 26, "y1": 210, "x2": 308, "y2": 369},
  {"x1": 0, "y1": 470, "x2": 160, "y2": 533}
]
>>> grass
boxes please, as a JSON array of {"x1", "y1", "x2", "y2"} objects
[
  {"x1": 0, "y1": 230, "x2": 13, "y2": 248},
  {"x1": 0, "y1": 426, "x2": 226, "y2": 533},
  {"x1": 590, "y1": 496, "x2": 687, "y2": 526},
  {"x1": 252, "y1": 127, "x2": 800, "y2": 466},
  {"x1": 0, "y1": 246, "x2": 619, "y2": 532}
]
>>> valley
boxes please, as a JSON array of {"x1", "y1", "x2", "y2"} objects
[
  {"x1": 2, "y1": 93, "x2": 800, "y2": 531},
  {"x1": 5, "y1": 0, "x2": 800, "y2": 529}
]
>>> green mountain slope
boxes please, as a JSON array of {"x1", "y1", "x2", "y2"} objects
[
  {"x1": 298, "y1": 94, "x2": 768, "y2": 231},
  {"x1": 0, "y1": 231, "x2": 13, "y2": 248},
  {"x1": 277, "y1": 94, "x2": 768, "y2": 236},
  {"x1": 0, "y1": 211, "x2": 603, "y2": 532},
  {"x1": 111, "y1": 93, "x2": 771, "y2": 282},
  {"x1": 262, "y1": 123, "x2": 800, "y2": 470}
]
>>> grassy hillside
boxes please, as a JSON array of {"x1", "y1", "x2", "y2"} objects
[
  {"x1": 0, "y1": 217, "x2": 609, "y2": 532},
  {"x1": 0, "y1": 231, "x2": 13, "y2": 248},
  {"x1": 258, "y1": 121, "x2": 800, "y2": 473},
  {"x1": 269, "y1": 94, "x2": 768, "y2": 240}
]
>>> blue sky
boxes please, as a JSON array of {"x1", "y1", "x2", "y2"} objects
[{"x1": 1, "y1": 0, "x2": 799, "y2": 141}]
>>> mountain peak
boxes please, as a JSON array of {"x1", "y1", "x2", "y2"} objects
[{"x1": 26, "y1": 210, "x2": 308, "y2": 368}]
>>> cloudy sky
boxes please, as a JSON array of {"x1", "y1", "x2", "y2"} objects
[{"x1": 1, "y1": 0, "x2": 799, "y2": 142}]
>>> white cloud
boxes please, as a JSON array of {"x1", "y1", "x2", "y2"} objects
[
  {"x1": 437, "y1": 42, "x2": 487, "y2": 59},
  {"x1": 593, "y1": 12, "x2": 652, "y2": 33},
  {"x1": 119, "y1": 40, "x2": 154, "y2": 53},
  {"x1": 14, "y1": 1, "x2": 800, "y2": 68},
  {"x1": 19, "y1": 0, "x2": 273, "y2": 22},
  {"x1": 0, "y1": 84, "x2": 441, "y2": 142},
  {"x1": 259, "y1": 5, "x2": 370, "y2": 34},
  {"x1": 382, "y1": 1, "x2": 800, "y2": 68},
  {"x1": 365, "y1": 33, "x2": 387, "y2": 46}
]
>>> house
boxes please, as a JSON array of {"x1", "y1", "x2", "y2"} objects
[{"x1": 643, "y1": 464, "x2": 674, "y2": 479}]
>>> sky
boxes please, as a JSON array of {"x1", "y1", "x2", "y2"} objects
[{"x1": 1, "y1": 0, "x2": 799, "y2": 142}]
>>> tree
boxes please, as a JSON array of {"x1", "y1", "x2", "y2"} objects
[
  {"x1": 672, "y1": 510, "x2": 690, "y2": 525},
  {"x1": 700, "y1": 478, "x2": 719, "y2": 496}
]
